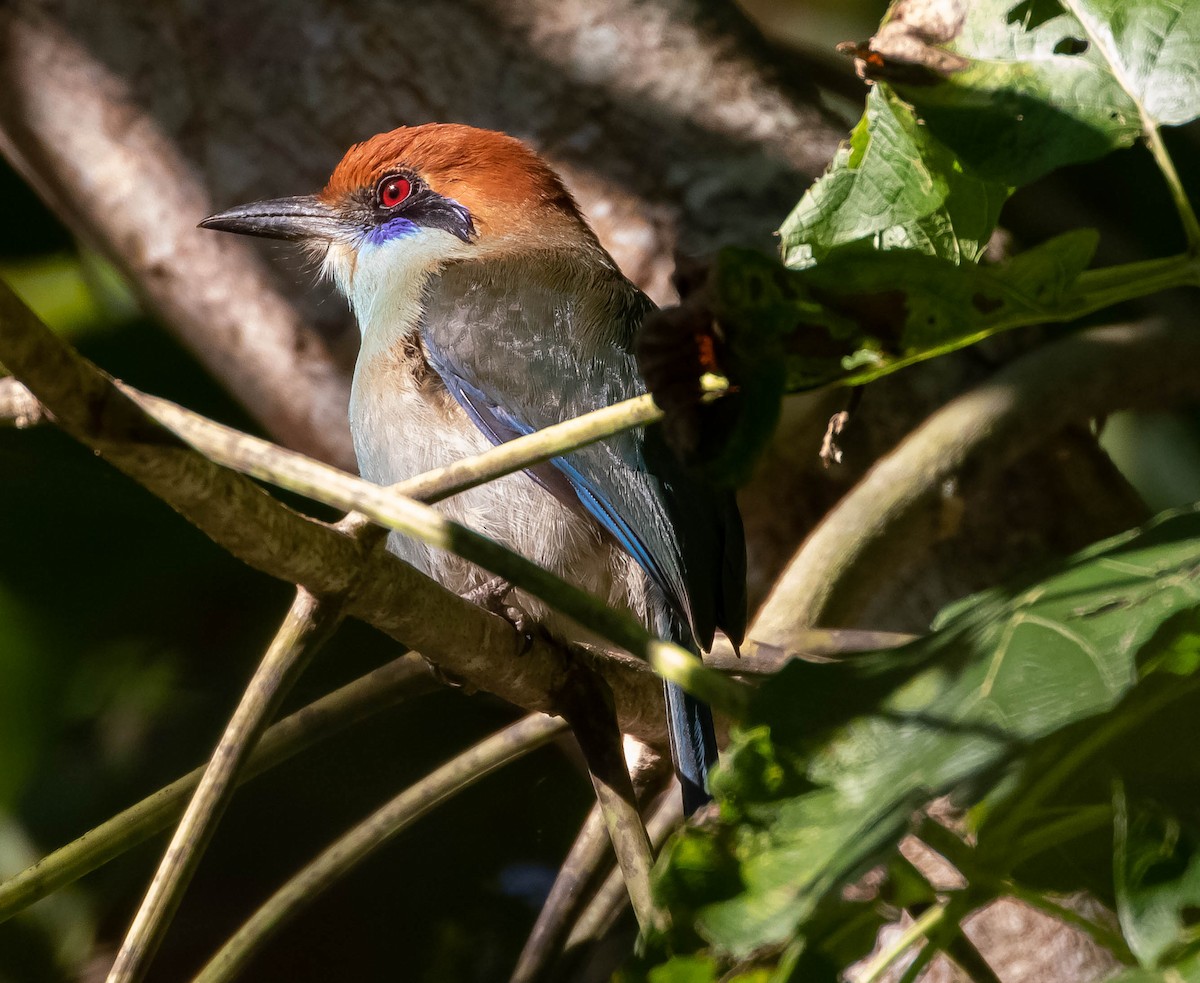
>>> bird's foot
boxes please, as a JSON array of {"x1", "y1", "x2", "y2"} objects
[
  {"x1": 461, "y1": 575, "x2": 513, "y2": 610},
  {"x1": 461, "y1": 578, "x2": 537, "y2": 655},
  {"x1": 503, "y1": 605, "x2": 541, "y2": 657},
  {"x1": 425, "y1": 660, "x2": 472, "y2": 692}
]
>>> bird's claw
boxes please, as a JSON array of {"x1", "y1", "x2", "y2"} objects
[
  {"x1": 503, "y1": 604, "x2": 539, "y2": 656},
  {"x1": 461, "y1": 578, "x2": 537, "y2": 655},
  {"x1": 461, "y1": 575, "x2": 514, "y2": 612}
]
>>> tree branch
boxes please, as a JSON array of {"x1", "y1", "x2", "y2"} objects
[
  {"x1": 563, "y1": 790, "x2": 684, "y2": 954},
  {"x1": 754, "y1": 318, "x2": 1200, "y2": 636},
  {"x1": 107, "y1": 590, "x2": 345, "y2": 983},
  {"x1": 0, "y1": 653, "x2": 433, "y2": 923},
  {"x1": 557, "y1": 668, "x2": 664, "y2": 935},
  {"x1": 0, "y1": 274, "x2": 676, "y2": 749},
  {"x1": 191, "y1": 714, "x2": 569, "y2": 983}
]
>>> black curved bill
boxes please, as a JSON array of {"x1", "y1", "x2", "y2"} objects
[{"x1": 199, "y1": 195, "x2": 344, "y2": 241}]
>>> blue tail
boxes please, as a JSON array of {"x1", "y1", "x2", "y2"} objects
[{"x1": 664, "y1": 680, "x2": 718, "y2": 815}]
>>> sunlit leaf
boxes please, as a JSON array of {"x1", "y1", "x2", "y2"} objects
[
  {"x1": 779, "y1": 86, "x2": 1008, "y2": 269},
  {"x1": 880, "y1": 0, "x2": 1200, "y2": 186}
]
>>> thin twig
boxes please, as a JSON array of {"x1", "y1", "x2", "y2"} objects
[
  {"x1": 892, "y1": 932, "x2": 940, "y2": 983},
  {"x1": 120, "y1": 382, "x2": 689, "y2": 505},
  {"x1": 558, "y1": 669, "x2": 665, "y2": 935},
  {"x1": 510, "y1": 805, "x2": 614, "y2": 983},
  {"x1": 943, "y1": 932, "x2": 1003, "y2": 983},
  {"x1": 563, "y1": 790, "x2": 684, "y2": 953},
  {"x1": 1143, "y1": 124, "x2": 1200, "y2": 253},
  {"x1": 0, "y1": 654, "x2": 432, "y2": 923},
  {"x1": 106, "y1": 590, "x2": 344, "y2": 983},
  {"x1": 856, "y1": 903, "x2": 950, "y2": 983},
  {"x1": 191, "y1": 713, "x2": 568, "y2": 983}
]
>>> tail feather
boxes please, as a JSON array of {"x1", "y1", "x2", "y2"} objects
[{"x1": 664, "y1": 679, "x2": 718, "y2": 815}]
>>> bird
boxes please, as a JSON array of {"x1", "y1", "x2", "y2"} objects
[{"x1": 200, "y1": 123, "x2": 746, "y2": 813}]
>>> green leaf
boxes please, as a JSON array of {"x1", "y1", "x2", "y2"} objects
[
  {"x1": 779, "y1": 86, "x2": 1008, "y2": 269},
  {"x1": 791, "y1": 228, "x2": 1099, "y2": 384},
  {"x1": 652, "y1": 507, "x2": 1200, "y2": 965},
  {"x1": 1115, "y1": 786, "x2": 1200, "y2": 968},
  {"x1": 648, "y1": 955, "x2": 719, "y2": 983},
  {"x1": 883, "y1": 0, "x2": 1200, "y2": 186},
  {"x1": 888, "y1": 0, "x2": 1137, "y2": 185},
  {"x1": 1064, "y1": 0, "x2": 1200, "y2": 127},
  {"x1": 683, "y1": 232, "x2": 1099, "y2": 478},
  {"x1": 1107, "y1": 949, "x2": 1200, "y2": 983}
]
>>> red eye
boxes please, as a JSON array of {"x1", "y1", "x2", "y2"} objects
[{"x1": 379, "y1": 176, "x2": 411, "y2": 208}]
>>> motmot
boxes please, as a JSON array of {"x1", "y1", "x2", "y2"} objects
[{"x1": 201, "y1": 123, "x2": 746, "y2": 813}]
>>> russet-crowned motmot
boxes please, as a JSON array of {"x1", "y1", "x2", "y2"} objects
[{"x1": 201, "y1": 124, "x2": 746, "y2": 812}]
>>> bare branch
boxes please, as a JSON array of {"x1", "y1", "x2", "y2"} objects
[
  {"x1": 0, "y1": 653, "x2": 434, "y2": 922},
  {"x1": 563, "y1": 790, "x2": 684, "y2": 954},
  {"x1": 0, "y1": 273, "x2": 676, "y2": 749},
  {"x1": 191, "y1": 714, "x2": 569, "y2": 983},
  {"x1": 557, "y1": 669, "x2": 664, "y2": 935},
  {"x1": 754, "y1": 318, "x2": 1200, "y2": 636},
  {"x1": 107, "y1": 591, "x2": 345, "y2": 983}
]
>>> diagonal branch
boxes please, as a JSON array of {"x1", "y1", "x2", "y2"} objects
[
  {"x1": 0, "y1": 653, "x2": 434, "y2": 923},
  {"x1": 556, "y1": 668, "x2": 664, "y2": 935},
  {"x1": 106, "y1": 590, "x2": 345, "y2": 983},
  {"x1": 563, "y1": 790, "x2": 684, "y2": 955},
  {"x1": 753, "y1": 317, "x2": 1200, "y2": 634},
  {"x1": 191, "y1": 713, "x2": 569, "y2": 983},
  {"x1": 0, "y1": 274, "x2": 673, "y2": 748}
]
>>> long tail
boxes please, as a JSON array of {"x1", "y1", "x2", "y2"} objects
[{"x1": 664, "y1": 680, "x2": 718, "y2": 815}]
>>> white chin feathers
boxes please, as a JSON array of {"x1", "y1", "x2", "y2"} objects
[{"x1": 322, "y1": 228, "x2": 473, "y2": 341}]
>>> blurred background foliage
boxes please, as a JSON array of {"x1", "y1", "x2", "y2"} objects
[{"x1": 3, "y1": 0, "x2": 1200, "y2": 981}]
